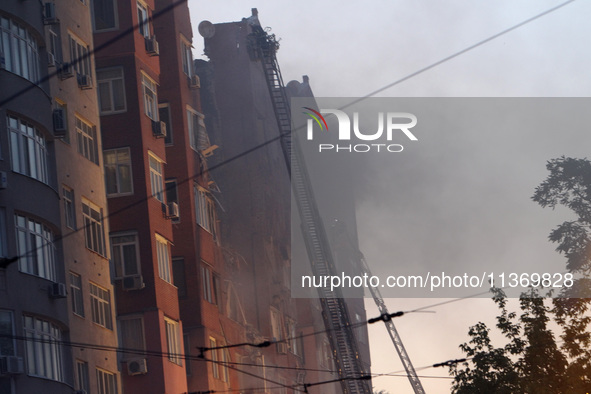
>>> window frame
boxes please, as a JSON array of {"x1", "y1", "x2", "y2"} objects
[
  {"x1": 136, "y1": 2, "x2": 150, "y2": 38},
  {"x1": 23, "y1": 315, "x2": 63, "y2": 381},
  {"x1": 76, "y1": 360, "x2": 90, "y2": 393},
  {"x1": 164, "y1": 317, "x2": 182, "y2": 365},
  {"x1": 141, "y1": 72, "x2": 158, "y2": 121},
  {"x1": 186, "y1": 107, "x2": 207, "y2": 152},
  {"x1": 97, "y1": 67, "x2": 127, "y2": 115},
  {"x1": 15, "y1": 214, "x2": 56, "y2": 281},
  {"x1": 82, "y1": 199, "x2": 106, "y2": 256},
  {"x1": 7, "y1": 115, "x2": 49, "y2": 184},
  {"x1": 89, "y1": 282, "x2": 113, "y2": 330},
  {"x1": 91, "y1": 0, "x2": 118, "y2": 32},
  {"x1": 96, "y1": 368, "x2": 118, "y2": 394},
  {"x1": 68, "y1": 32, "x2": 92, "y2": 79},
  {"x1": 104, "y1": 147, "x2": 133, "y2": 196},
  {"x1": 180, "y1": 35, "x2": 193, "y2": 77},
  {"x1": 63, "y1": 186, "x2": 76, "y2": 229},
  {"x1": 110, "y1": 232, "x2": 140, "y2": 279},
  {"x1": 155, "y1": 234, "x2": 172, "y2": 283},
  {"x1": 0, "y1": 16, "x2": 40, "y2": 83},
  {"x1": 70, "y1": 272, "x2": 85, "y2": 317},
  {"x1": 158, "y1": 103, "x2": 173, "y2": 145},
  {"x1": 118, "y1": 315, "x2": 145, "y2": 360},
  {"x1": 149, "y1": 153, "x2": 164, "y2": 202},
  {"x1": 75, "y1": 116, "x2": 99, "y2": 165},
  {"x1": 194, "y1": 185, "x2": 217, "y2": 235},
  {"x1": 0, "y1": 310, "x2": 15, "y2": 357}
]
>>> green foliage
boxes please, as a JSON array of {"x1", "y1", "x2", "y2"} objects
[{"x1": 450, "y1": 157, "x2": 591, "y2": 393}]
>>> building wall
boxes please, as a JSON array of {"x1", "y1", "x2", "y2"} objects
[
  {"x1": 199, "y1": 11, "x2": 324, "y2": 393},
  {"x1": 49, "y1": 0, "x2": 122, "y2": 393},
  {"x1": 93, "y1": 0, "x2": 187, "y2": 392},
  {"x1": 0, "y1": 2, "x2": 71, "y2": 393}
]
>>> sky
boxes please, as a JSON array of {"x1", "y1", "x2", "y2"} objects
[{"x1": 187, "y1": 1, "x2": 591, "y2": 392}]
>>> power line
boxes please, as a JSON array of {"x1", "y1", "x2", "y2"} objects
[{"x1": 1, "y1": 0, "x2": 577, "y2": 280}]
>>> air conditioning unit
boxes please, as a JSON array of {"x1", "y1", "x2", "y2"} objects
[
  {"x1": 47, "y1": 52, "x2": 56, "y2": 67},
  {"x1": 59, "y1": 63, "x2": 74, "y2": 79},
  {"x1": 44, "y1": 3, "x2": 58, "y2": 24},
  {"x1": 122, "y1": 275, "x2": 144, "y2": 291},
  {"x1": 276, "y1": 341, "x2": 287, "y2": 354},
  {"x1": 145, "y1": 36, "x2": 159, "y2": 56},
  {"x1": 53, "y1": 108, "x2": 67, "y2": 137},
  {"x1": 127, "y1": 358, "x2": 148, "y2": 376},
  {"x1": 152, "y1": 120, "x2": 166, "y2": 138},
  {"x1": 189, "y1": 75, "x2": 200, "y2": 89},
  {"x1": 167, "y1": 202, "x2": 179, "y2": 219},
  {"x1": 0, "y1": 356, "x2": 24, "y2": 375},
  {"x1": 77, "y1": 74, "x2": 92, "y2": 89},
  {"x1": 49, "y1": 282, "x2": 67, "y2": 299}
]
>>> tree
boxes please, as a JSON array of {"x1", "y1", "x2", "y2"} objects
[{"x1": 450, "y1": 157, "x2": 591, "y2": 393}]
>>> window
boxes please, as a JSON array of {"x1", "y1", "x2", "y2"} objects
[
  {"x1": 82, "y1": 200, "x2": 105, "y2": 256},
  {"x1": 0, "y1": 311, "x2": 14, "y2": 356},
  {"x1": 15, "y1": 214, "x2": 56, "y2": 281},
  {"x1": 186, "y1": 108, "x2": 209, "y2": 151},
  {"x1": 118, "y1": 316, "x2": 145, "y2": 359},
  {"x1": 220, "y1": 349, "x2": 229, "y2": 382},
  {"x1": 287, "y1": 318, "x2": 299, "y2": 356},
  {"x1": 165, "y1": 179, "x2": 179, "y2": 221},
  {"x1": 70, "y1": 272, "x2": 84, "y2": 317},
  {"x1": 104, "y1": 148, "x2": 133, "y2": 196},
  {"x1": 69, "y1": 34, "x2": 91, "y2": 79},
  {"x1": 201, "y1": 264, "x2": 219, "y2": 305},
  {"x1": 270, "y1": 308, "x2": 283, "y2": 342},
  {"x1": 149, "y1": 154, "x2": 164, "y2": 202},
  {"x1": 141, "y1": 73, "x2": 158, "y2": 120},
  {"x1": 209, "y1": 338, "x2": 218, "y2": 379},
  {"x1": 8, "y1": 115, "x2": 49, "y2": 184},
  {"x1": 55, "y1": 100, "x2": 69, "y2": 143},
  {"x1": 158, "y1": 104, "x2": 173, "y2": 145},
  {"x1": 90, "y1": 283, "x2": 112, "y2": 329},
  {"x1": 111, "y1": 233, "x2": 139, "y2": 278},
  {"x1": 164, "y1": 318, "x2": 181, "y2": 365},
  {"x1": 194, "y1": 186, "x2": 217, "y2": 235},
  {"x1": 23, "y1": 316, "x2": 63, "y2": 381},
  {"x1": 63, "y1": 187, "x2": 76, "y2": 229},
  {"x1": 97, "y1": 68, "x2": 126, "y2": 114},
  {"x1": 172, "y1": 258, "x2": 187, "y2": 298},
  {"x1": 181, "y1": 38, "x2": 193, "y2": 77},
  {"x1": 92, "y1": 0, "x2": 117, "y2": 31},
  {"x1": 96, "y1": 368, "x2": 118, "y2": 394},
  {"x1": 0, "y1": 16, "x2": 40, "y2": 82},
  {"x1": 76, "y1": 361, "x2": 90, "y2": 393},
  {"x1": 76, "y1": 117, "x2": 98, "y2": 164},
  {"x1": 47, "y1": 27, "x2": 59, "y2": 62},
  {"x1": 156, "y1": 234, "x2": 171, "y2": 283},
  {"x1": 136, "y1": 2, "x2": 150, "y2": 38}
]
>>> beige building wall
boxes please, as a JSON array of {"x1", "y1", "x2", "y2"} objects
[{"x1": 49, "y1": 1, "x2": 121, "y2": 393}]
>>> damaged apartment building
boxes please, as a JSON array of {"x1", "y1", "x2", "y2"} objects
[{"x1": 0, "y1": 2, "x2": 369, "y2": 393}]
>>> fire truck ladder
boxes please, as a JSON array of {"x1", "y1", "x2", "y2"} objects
[
  {"x1": 360, "y1": 255, "x2": 426, "y2": 394},
  {"x1": 252, "y1": 26, "x2": 371, "y2": 394},
  {"x1": 251, "y1": 25, "x2": 426, "y2": 394}
]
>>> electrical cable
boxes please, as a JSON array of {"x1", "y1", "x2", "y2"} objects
[{"x1": 0, "y1": 0, "x2": 577, "y2": 270}]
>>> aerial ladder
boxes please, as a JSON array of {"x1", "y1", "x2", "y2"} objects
[{"x1": 250, "y1": 23, "x2": 425, "y2": 394}]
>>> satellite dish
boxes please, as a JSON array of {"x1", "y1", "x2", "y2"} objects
[{"x1": 198, "y1": 21, "x2": 215, "y2": 38}]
